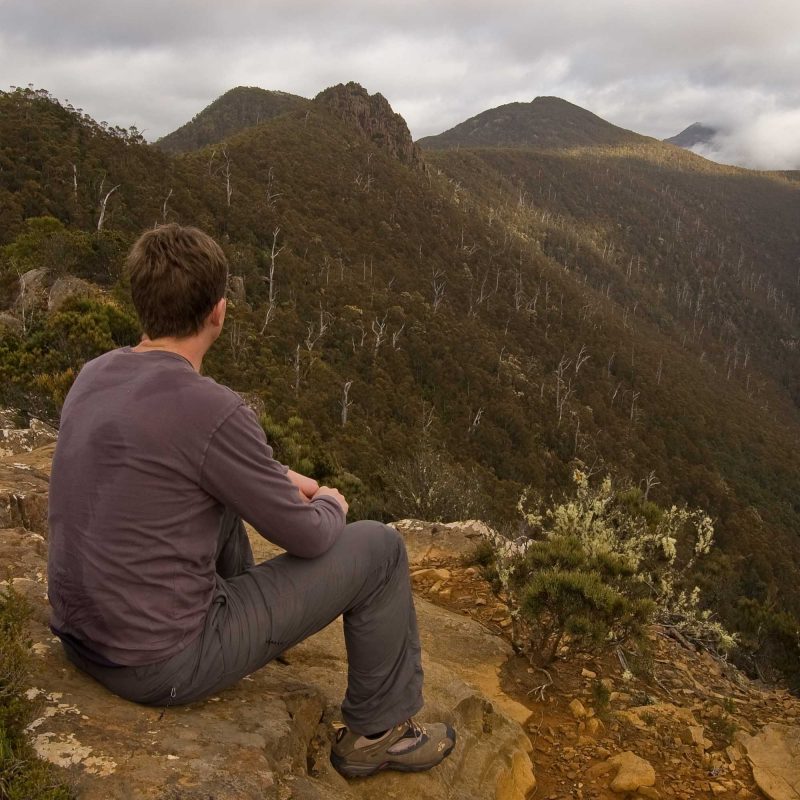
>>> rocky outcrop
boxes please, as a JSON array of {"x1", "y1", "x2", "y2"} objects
[
  {"x1": 0, "y1": 412, "x2": 58, "y2": 458},
  {"x1": 0, "y1": 423, "x2": 53, "y2": 532},
  {"x1": 228, "y1": 275, "x2": 247, "y2": 307},
  {"x1": 0, "y1": 311, "x2": 23, "y2": 333},
  {"x1": 314, "y1": 82, "x2": 422, "y2": 168},
  {"x1": 17, "y1": 267, "x2": 49, "y2": 300},
  {"x1": 738, "y1": 723, "x2": 800, "y2": 800},
  {"x1": 2, "y1": 444, "x2": 535, "y2": 800},
  {"x1": 47, "y1": 275, "x2": 95, "y2": 312}
]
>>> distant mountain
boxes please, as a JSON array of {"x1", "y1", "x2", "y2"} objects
[
  {"x1": 156, "y1": 86, "x2": 308, "y2": 153},
  {"x1": 417, "y1": 96, "x2": 646, "y2": 150},
  {"x1": 664, "y1": 122, "x2": 719, "y2": 149}
]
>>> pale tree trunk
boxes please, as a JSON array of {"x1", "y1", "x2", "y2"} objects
[{"x1": 97, "y1": 184, "x2": 120, "y2": 231}]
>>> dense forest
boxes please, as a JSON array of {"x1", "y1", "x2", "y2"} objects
[{"x1": 1, "y1": 83, "x2": 799, "y2": 687}]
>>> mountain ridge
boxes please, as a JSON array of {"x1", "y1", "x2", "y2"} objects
[{"x1": 417, "y1": 95, "x2": 647, "y2": 150}]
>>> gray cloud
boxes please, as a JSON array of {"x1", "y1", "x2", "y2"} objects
[{"x1": 1, "y1": 0, "x2": 799, "y2": 168}]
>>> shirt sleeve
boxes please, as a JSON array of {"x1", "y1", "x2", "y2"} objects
[{"x1": 199, "y1": 404, "x2": 345, "y2": 558}]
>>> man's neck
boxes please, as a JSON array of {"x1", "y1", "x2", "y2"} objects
[{"x1": 133, "y1": 336, "x2": 209, "y2": 372}]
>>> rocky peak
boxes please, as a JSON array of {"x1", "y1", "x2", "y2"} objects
[
  {"x1": 665, "y1": 122, "x2": 719, "y2": 149},
  {"x1": 314, "y1": 82, "x2": 421, "y2": 168}
]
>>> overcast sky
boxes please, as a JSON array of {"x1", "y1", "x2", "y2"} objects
[{"x1": 2, "y1": 0, "x2": 799, "y2": 169}]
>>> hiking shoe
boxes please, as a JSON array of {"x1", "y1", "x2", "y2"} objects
[{"x1": 331, "y1": 718, "x2": 456, "y2": 778}]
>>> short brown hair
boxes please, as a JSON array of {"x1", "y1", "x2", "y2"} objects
[{"x1": 126, "y1": 224, "x2": 228, "y2": 339}]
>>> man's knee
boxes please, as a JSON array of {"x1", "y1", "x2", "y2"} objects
[{"x1": 343, "y1": 520, "x2": 407, "y2": 566}]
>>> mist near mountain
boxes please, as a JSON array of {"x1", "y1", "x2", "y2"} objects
[{"x1": 667, "y1": 110, "x2": 800, "y2": 171}]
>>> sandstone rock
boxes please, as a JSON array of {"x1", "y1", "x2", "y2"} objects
[
  {"x1": 738, "y1": 723, "x2": 800, "y2": 800},
  {"x1": 607, "y1": 751, "x2": 656, "y2": 793},
  {"x1": 569, "y1": 699, "x2": 588, "y2": 719},
  {"x1": 5, "y1": 479, "x2": 536, "y2": 800},
  {"x1": 0, "y1": 445, "x2": 53, "y2": 534},
  {"x1": 47, "y1": 275, "x2": 95, "y2": 312},
  {"x1": 581, "y1": 668, "x2": 597, "y2": 679},
  {"x1": 584, "y1": 760, "x2": 615, "y2": 779},
  {"x1": 726, "y1": 744, "x2": 741, "y2": 763},
  {"x1": 411, "y1": 568, "x2": 452, "y2": 582},
  {"x1": 0, "y1": 416, "x2": 58, "y2": 458},
  {"x1": 392, "y1": 519, "x2": 483, "y2": 565},
  {"x1": 586, "y1": 717, "x2": 604, "y2": 736},
  {"x1": 228, "y1": 275, "x2": 247, "y2": 305},
  {"x1": 687, "y1": 724, "x2": 712, "y2": 751},
  {"x1": 0, "y1": 311, "x2": 23, "y2": 334},
  {"x1": 16, "y1": 267, "x2": 49, "y2": 300}
]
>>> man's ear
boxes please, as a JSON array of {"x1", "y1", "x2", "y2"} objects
[{"x1": 208, "y1": 297, "x2": 227, "y2": 328}]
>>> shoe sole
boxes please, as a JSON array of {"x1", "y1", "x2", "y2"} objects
[{"x1": 331, "y1": 732, "x2": 456, "y2": 779}]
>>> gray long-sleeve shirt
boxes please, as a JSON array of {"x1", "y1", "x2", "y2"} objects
[{"x1": 47, "y1": 347, "x2": 345, "y2": 666}]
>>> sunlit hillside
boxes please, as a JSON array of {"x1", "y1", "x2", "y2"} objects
[{"x1": 1, "y1": 83, "x2": 799, "y2": 687}]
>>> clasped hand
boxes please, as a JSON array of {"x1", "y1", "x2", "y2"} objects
[{"x1": 287, "y1": 469, "x2": 349, "y2": 515}]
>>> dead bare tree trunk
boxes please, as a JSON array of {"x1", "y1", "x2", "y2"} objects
[
  {"x1": 162, "y1": 188, "x2": 173, "y2": 223},
  {"x1": 97, "y1": 184, "x2": 120, "y2": 231},
  {"x1": 642, "y1": 471, "x2": 660, "y2": 500},
  {"x1": 468, "y1": 407, "x2": 484, "y2": 433},
  {"x1": 260, "y1": 228, "x2": 284, "y2": 334},
  {"x1": 372, "y1": 314, "x2": 387, "y2": 361},
  {"x1": 392, "y1": 322, "x2": 405, "y2": 350},
  {"x1": 222, "y1": 147, "x2": 233, "y2": 207},
  {"x1": 432, "y1": 269, "x2": 446, "y2": 313},
  {"x1": 554, "y1": 355, "x2": 574, "y2": 427},
  {"x1": 341, "y1": 381, "x2": 353, "y2": 426}
]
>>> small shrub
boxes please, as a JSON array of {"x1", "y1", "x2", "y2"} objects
[
  {"x1": 514, "y1": 468, "x2": 736, "y2": 660},
  {"x1": 625, "y1": 647, "x2": 655, "y2": 681},
  {"x1": 519, "y1": 556, "x2": 655, "y2": 664},
  {"x1": 591, "y1": 679, "x2": 611, "y2": 718},
  {"x1": 384, "y1": 442, "x2": 483, "y2": 522},
  {"x1": 707, "y1": 713, "x2": 738, "y2": 745},
  {"x1": 470, "y1": 540, "x2": 496, "y2": 569}
]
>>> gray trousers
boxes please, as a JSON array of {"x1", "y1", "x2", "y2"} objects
[{"x1": 60, "y1": 512, "x2": 424, "y2": 735}]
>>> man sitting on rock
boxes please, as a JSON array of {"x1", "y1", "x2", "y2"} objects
[{"x1": 46, "y1": 223, "x2": 455, "y2": 778}]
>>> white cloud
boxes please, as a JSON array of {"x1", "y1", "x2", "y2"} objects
[
  {"x1": 1, "y1": 0, "x2": 799, "y2": 168},
  {"x1": 694, "y1": 107, "x2": 800, "y2": 170}
]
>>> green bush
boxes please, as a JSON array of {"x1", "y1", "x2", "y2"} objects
[
  {"x1": 0, "y1": 585, "x2": 75, "y2": 799},
  {"x1": 491, "y1": 468, "x2": 735, "y2": 665},
  {"x1": 516, "y1": 535, "x2": 655, "y2": 663},
  {"x1": 0, "y1": 297, "x2": 139, "y2": 418}
]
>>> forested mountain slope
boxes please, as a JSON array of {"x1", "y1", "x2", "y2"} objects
[
  {"x1": 155, "y1": 86, "x2": 308, "y2": 154},
  {"x1": 1, "y1": 84, "x2": 799, "y2": 685}
]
